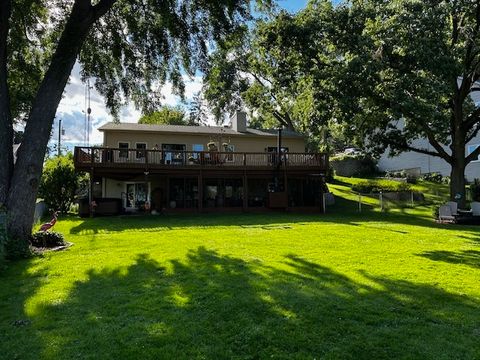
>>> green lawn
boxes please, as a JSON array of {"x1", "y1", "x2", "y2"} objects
[{"x1": 0, "y1": 183, "x2": 479, "y2": 359}]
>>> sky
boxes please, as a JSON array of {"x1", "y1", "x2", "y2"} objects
[{"x1": 51, "y1": 0, "x2": 311, "y2": 150}]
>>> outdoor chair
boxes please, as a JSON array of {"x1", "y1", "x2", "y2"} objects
[
  {"x1": 446, "y1": 201, "x2": 458, "y2": 215},
  {"x1": 471, "y1": 202, "x2": 480, "y2": 216},
  {"x1": 438, "y1": 205, "x2": 455, "y2": 222}
]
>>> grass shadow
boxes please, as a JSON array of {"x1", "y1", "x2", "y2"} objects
[
  {"x1": 0, "y1": 257, "x2": 45, "y2": 359},
  {"x1": 10, "y1": 248, "x2": 480, "y2": 359},
  {"x1": 417, "y1": 250, "x2": 480, "y2": 269}
]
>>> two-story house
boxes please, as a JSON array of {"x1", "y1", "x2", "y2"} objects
[{"x1": 74, "y1": 112, "x2": 328, "y2": 215}]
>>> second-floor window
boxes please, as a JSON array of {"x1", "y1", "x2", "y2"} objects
[
  {"x1": 119, "y1": 142, "x2": 129, "y2": 158},
  {"x1": 136, "y1": 143, "x2": 147, "y2": 159}
]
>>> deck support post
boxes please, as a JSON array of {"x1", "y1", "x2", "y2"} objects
[
  {"x1": 243, "y1": 173, "x2": 248, "y2": 212},
  {"x1": 198, "y1": 173, "x2": 203, "y2": 213},
  {"x1": 89, "y1": 168, "x2": 94, "y2": 217}
]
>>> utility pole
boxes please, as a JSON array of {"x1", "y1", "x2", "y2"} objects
[
  {"x1": 84, "y1": 79, "x2": 93, "y2": 146},
  {"x1": 58, "y1": 118, "x2": 62, "y2": 157}
]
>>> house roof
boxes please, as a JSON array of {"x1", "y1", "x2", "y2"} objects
[{"x1": 98, "y1": 122, "x2": 303, "y2": 138}]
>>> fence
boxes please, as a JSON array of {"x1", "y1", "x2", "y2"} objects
[{"x1": 354, "y1": 191, "x2": 427, "y2": 212}]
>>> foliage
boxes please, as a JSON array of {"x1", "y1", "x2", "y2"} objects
[
  {"x1": 325, "y1": 164, "x2": 334, "y2": 183},
  {"x1": 203, "y1": 0, "x2": 339, "y2": 137},
  {"x1": 385, "y1": 170, "x2": 417, "y2": 184},
  {"x1": 431, "y1": 203, "x2": 442, "y2": 220},
  {"x1": 138, "y1": 106, "x2": 187, "y2": 126},
  {"x1": 351, "y1": 180, "x2": 412, "y2": 194},
  {"x1": 38, "y1": 154, "x2": 81, "y2": 214},
  {"x1": 330, "y1": 153, "x2": 377, "y2": 177},
  {"x1": 470, "y1": 179, "x2": 480, "y2": 201},
  {"x1": 29, "y1": 231, "x2": 65, "y2": 248},
  {"x1": 420, "y1": 173, "x2": 450, "y2": 184}
]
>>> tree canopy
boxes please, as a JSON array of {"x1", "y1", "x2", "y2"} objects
[
  {"x1": 0, "y1": 0, "x2": 272, "y2": 257},
  {"x1": 138, "y1": 106, "x2": 188, "y2": 126}
]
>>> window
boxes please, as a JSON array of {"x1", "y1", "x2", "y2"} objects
[
  {"x1": 162, "y1": 144, "x2": 186, "y2": 164},
  {"x1": 136, "y1": 143, "x2": 147, "y2": 159},
  {"x1": 468, "y1": 144, "x2": 480, "y2": 161},
  {"x1": 119, "y1": 142, "x2": 129, "y2": 158},
  {"x1": 192, "y1": 144, "x2": 204, "y2": 159}
]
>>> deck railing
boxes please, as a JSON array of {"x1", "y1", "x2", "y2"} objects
[{"x1": 74, "y1": 147, "x2": 328, "y2": 170}]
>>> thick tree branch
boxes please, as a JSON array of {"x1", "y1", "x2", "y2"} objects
[
  {"x1": 463, "y1": 107, "x2": 480, "y2": 131},
  {"x1": 388, "y1": 138, "x2": 446, "y2": 159},
  {"x1": 92, "y1": 0, "x2": 117, "y2": 20},
  {"x1": 466, "y1": 123, "x2": 480, "y2": 143},
  {"x1": 466, "y1": 142, "x2": 480, "y2": 163}
]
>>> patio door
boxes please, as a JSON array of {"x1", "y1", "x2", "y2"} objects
[{"x1": 125, "y1": 182, "x2": 150, "y2": 210}]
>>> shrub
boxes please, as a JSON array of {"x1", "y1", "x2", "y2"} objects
[
  {"x1": 420, "y1": 172, "x2": 448, "y2": 184},
  {"x1": 385, "y1": 170, "x2": 417, "y2": 184},
  {"x1": 470, "y1": 179, "x2": 480, "y2": 201},
  {"x1": 351, "y1": 180, "x2": 412, "y2": 194},
  {"x1": 38, "y1": 153, "x2": 83, "y2": 213},
  {"x1": 432, "y1": 203, "x2": 441, "y2": 220},
  {"x1": 30, "y1": 231, "x2": 66, "y2": 248},
  {"x1": 325, "y1": 164, "x2": 335, "y2": 183}
]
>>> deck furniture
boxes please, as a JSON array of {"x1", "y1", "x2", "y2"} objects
[
  {"x1": 471, "y1": 202, "x2": 480, "y2": 216},
  {"x1": 438, "y1": 205, "x2": 455, "y2": 223}
]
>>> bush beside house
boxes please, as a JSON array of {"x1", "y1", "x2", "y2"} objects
[{"x1": 38, "y1": 154, "x2": 85, "y2": 214}]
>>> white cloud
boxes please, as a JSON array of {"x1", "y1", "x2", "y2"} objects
[{"x1": 52, "y1": 64, "x2": 209, "y2": 150}]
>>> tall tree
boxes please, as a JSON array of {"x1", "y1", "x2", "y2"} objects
[
  {"x1": 139, "y1": 106, "x2": 187, "y2": 125},
  {"x1": 0, "y1": 0, "x2": 271, "y2": 257},
  {"x1": 202, "y1": 0, "x2": 340, "y2": 147},
  {"x1": 335, "y1": 0, "x2": 480, "y2": 207}
]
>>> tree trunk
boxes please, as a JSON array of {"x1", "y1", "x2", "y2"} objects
[
  {"x1": 450, "y1": 115, "x2": 467, "y2": 208},
  {"x1": 0, "y1": 0, "x2": 12, "y2": 207},
  {"x1": 5, "y1": 1, "x2": 95, "y2": 257},
  {"x1": 450, "y1": 161, "x2": 466, "y2": 208}
]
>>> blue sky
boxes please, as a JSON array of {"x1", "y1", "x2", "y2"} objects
[
  {"x1": 278, "y1": 0, "x2": 310, "y2": 13},
  {"x1": 53, "y1": 1, "x2": 313, "y2": 149}
]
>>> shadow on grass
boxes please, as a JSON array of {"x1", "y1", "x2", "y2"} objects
[
  {"x1": 9, "y1": 248, "x2": 480, "y2": 359},
  {"x1": 0, "y1": 258, "x2": 45, "y2": 360},
  {"x1": 417, "y1": 250, "x2": 480, "y2": 269},
  {"x1": 67, "y1": 198, "x2": 479, "y2": 237}
]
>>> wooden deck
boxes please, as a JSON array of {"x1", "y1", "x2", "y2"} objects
[{"x1": 73, "y1": 147, "x2": 328, "y2": 174}]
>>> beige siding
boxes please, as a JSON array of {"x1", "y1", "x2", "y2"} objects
[{"x1": 102, "y1": 130, "x2": 305, "y2": 153}]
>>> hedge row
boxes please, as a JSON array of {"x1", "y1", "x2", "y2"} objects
[{"x1": 351, "y1": 180, "x2": 412, "y2": 194}]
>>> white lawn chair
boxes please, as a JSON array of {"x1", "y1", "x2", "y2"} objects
[
  {"x1": 471, "y1": 202, "x2": 480, "y2": 216},
  {"x1": 446, "y1": 201, "x2": 458, "y2": 215},
  {"x1": 438, "y1": 205, "x2": 455, "y2": 222}
]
